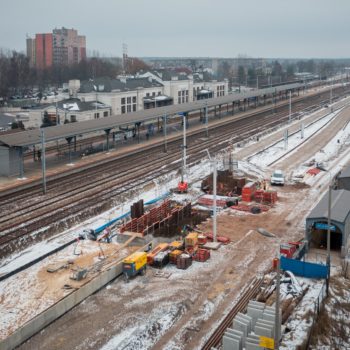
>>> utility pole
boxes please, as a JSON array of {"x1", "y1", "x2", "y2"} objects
[
  {"x1": 275, "y1": 251, "x2": 281, "y2": 350},
  {"x1": 182, "y1": 114, "x2": 187, "y2": 182},
  {"x1": 213, "y1": 159, "x2": 217, "y2": 243},
  {"x1": 163, "y1": 114, "x2": 167, "y2": 153},
  {"x1": 326, "y1": 183, "x2": 332, "y2": 295},
  {"x1": 206, "y1": 150, "x2": 217, "y2": 243},
  {"x1": 40, "y1": 128, "x2": 46, "y2": 195},
  {"x1": 330, "y1": 78, "x2": 333, "y2": 105},
  {"x1": 205, "y1": 101, "x2": 209, "y2": 138},
  {"x1": 288, "y1": 90, "x2": 292, "y2": 123}
]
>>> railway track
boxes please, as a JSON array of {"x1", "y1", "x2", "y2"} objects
[
  {"x1": 0, "y1": 86, "x2": 345, "y2": 205},
  {"x1": 201, "y1": 276, "x2": 264, "y2": 350},
  {"x1": 0, "y1": 86, "x2": 348, "y2": 253}
]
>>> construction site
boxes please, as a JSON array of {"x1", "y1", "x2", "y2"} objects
[{"x1": 1, "y1": 82, "x2": 350, "y2": 350}]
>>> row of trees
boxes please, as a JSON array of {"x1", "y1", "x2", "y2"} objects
[
  {"x1": 217, "y1": 58, "x2": 341, "y2": 89},
  {"x1": 0, "y1": 49, "x2": 152, "y2": 100}
]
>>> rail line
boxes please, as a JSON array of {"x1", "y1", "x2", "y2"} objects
[
  {"x1": 0, "y1": 86, "x2": 348, "y2": 253},
  {"x1": 201, "y1": 276, "x2": 264, "y2": 350}
]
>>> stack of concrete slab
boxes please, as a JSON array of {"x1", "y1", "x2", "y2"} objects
[{"x1": 221, "y1": 300, "x2": 281, "y2": 350}]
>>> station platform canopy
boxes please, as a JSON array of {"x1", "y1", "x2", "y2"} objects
[{"x1": 0, "y1": 83, "x2": 304, "y2": 148}]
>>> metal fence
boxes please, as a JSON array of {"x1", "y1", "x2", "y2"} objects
[{"x1": 306, "y1": 281, "x2": 327, "y2": 349}]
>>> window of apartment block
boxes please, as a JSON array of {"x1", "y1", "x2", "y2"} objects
[
  {"x1": 103, "y1": 111, "x2": 108, "y2": 117},
  {"x1": 121, "y1": 106, "x2": 126, "y2": 114},
  {"x1": 121, "y1": 97, "x2": 125, "y2": 104},
  {"x1": 70, "y1": 115, "x2": 76, "y2": 122},
  {"x1": 146, "y1": 93, "x2": 150, "y2": 97},
  {"x1": 133, "y1": 104, "x2": 136, "y2": 112},
  {"x1": 127, "y1": 105, "x2": 131, "y2": 113},
  {"x1": 127, "y1": 97, "x2": 131, "y2": 104},
  {"x1": 94, "y1": 113, "x2": 99, "y2": 119},
  {"x1": 178, "y1": 97, "x2": 181, "y2": 104},
  {"x1": 152, "y1": 92, "x2": 156, "y2": 97},
  {"x1": 132, "y1": 96, "x2": 136, "y2": 103}
]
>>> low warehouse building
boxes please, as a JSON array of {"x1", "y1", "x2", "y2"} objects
[
  {"x1": 338, "y1": 165, "x2": 350, "y2": 191},
  {"x1": 306, "y1": 189, "x2": 350, "y2": 253}
]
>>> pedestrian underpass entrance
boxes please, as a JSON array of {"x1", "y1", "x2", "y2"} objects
[
  {"x1": 305, "y1": 189, "x2": 350, "y2": 254},
  {"x1": 309, "y1": 222, "x2": 343, "y2": 251}
]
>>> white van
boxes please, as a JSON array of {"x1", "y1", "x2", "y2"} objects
[{"x1": 270, "y1": 170, "x2": 285, "y2": 186}]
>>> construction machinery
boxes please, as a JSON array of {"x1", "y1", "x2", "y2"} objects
[{"x1": 122, "y1": 251, "x2": 147, "y2": 282}]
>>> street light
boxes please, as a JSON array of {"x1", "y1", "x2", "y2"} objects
[
  {"x1": 326, "y1": 175, "x2": 338, "y2": 295},
  {"x1": 206, "y1": 149, "x2": 217, "y2": 243},
  {"x1": 256, "y1": 228, "x2": 280, "y2": 349}
]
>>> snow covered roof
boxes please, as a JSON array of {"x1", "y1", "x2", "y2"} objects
[
  {"x1": 0, "y1": 82, "x2": 305, "y2": 147},
  {"x1": 338, "y1": 165, "x2": 350, "y2": 191},
  {"x1": 306, "y1": 189, "x2": 350, "y2": 224}
]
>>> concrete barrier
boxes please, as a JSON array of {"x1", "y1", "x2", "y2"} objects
[{"x1": 0, "y1": 245, "x2": 145, "y2": 350}]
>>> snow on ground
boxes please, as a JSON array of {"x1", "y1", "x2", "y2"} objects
[
  {"x1": 2, "y1": 88, "x2": 350, "y2": 349},
  {"x1": 248, "y1": 108, "x2": 344, "y2": 168},
  {"x1": 280, "y1": 278, "x2": 326, "y2": 350}
]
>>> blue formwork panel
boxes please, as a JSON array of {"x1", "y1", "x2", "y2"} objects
[{"x1": 280, "y1": 256, "x2": 328, "y2": 278}]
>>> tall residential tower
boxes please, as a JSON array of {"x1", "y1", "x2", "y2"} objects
[{"x1": 26, "y1": 27, "x2": 86, "y2": 69}]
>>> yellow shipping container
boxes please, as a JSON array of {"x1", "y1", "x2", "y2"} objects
[{"x1": 123, "y1": 251, "x2": 147, "y2": 271}]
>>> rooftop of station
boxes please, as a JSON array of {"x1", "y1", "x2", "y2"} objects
[{"x1": 0, "y1": 82, "x2": 304, "y2": 148}]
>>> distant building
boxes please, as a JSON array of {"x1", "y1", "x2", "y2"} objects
[
  {"x1": 23, "y1": 98, "x2": 111, "y2": 128},
  {"x1": 35, "y1": 33, "x2": 53, "y2": 70},
  {"x1": 26, "y1": 27, "x2": 86, "y2": 69},
  {"x1": 76, "y1": 70, "x2": 228, "y2": 115}
]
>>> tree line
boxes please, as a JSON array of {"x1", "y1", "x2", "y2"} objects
[
  {"x1": 0, "y1": 49, "x2": 149, "y2": 99},
  {"x1": 217, "y1": 58, "x2": 342, "y2": 88}
]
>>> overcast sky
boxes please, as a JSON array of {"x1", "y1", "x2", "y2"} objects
[{"x1": 1, "y1": 0, "x2": 349, "y2": 58}]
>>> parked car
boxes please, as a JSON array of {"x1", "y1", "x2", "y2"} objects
[{"x1": 270, "y1": 170, "x2": 285, "y2": 186}]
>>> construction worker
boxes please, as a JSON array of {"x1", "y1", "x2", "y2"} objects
[{"x1": 37, "y1": 149, "x2": 41, "y2": 161}]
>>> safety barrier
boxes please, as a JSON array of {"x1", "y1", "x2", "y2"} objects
[
  {"x1": 280, "y1": 256, "x2": 328, "y2": 278},
  {"x1": 0, "y1": 244, "x2": 148, "y2": 350}
]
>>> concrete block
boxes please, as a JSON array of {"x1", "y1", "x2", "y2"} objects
[
  {"x1": 256, "y1": 321, "x2": 274, "y2": 337},
  {"x1": 225, "y1": 327, "x2": 244, "y2": 340},
  {"x1": 246, "y1": 341, "x2": 261, "y2": 350},
  {"x1": 223, "y1": 335, "x2": 241, "y2": 350},
  {"x1": 256, "y1": 318, "x2": 274, "y2": 329},
  {"x1": 262, "y1": 311, "x2": 276, "y2": 322},
  {"x1": 233, "y1": 319, "x2": 249, "y2": 335},
  {"x1": 235, "y1": 314, "x2": 252, "y2": 333},
  {"x1": 247, "y1": 306, "x2": 263, "y2": 327},
  {"x1": 247, "y1": 333, "x2": 260, "y2": 342},
  {"x1": 248, "y1": 300, "x2": 265, "y2": 309},
  {"x1": 265, "y1": 305, "x2": 275, "y2": 313},
  {"x1": 254, "y1": 325, "x2": 273, "y2": 338}
]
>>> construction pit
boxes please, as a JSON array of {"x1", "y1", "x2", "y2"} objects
[{"x1": 1, "y1": 99, "x2": 350, "y2": 350}]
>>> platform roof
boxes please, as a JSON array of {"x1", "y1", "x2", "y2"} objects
[
  {"x1": 306, "y1": 189, "x2": 350, "y2": 224},
  {"x1": 0, "y1": 83, "x2": 303, "y2": 148}
]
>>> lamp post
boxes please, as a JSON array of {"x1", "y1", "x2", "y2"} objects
[
  {"x1": 326, "y1": 175, "x2": 338, "y2": 295},
  {"x1": 288, "y1": 90, "x2": 292, "y2": 123},
  {"x1": 256, "y1": 228, "x2": 280, "y2": 349},
  {"x1": 206, "y1": 149, "x2": 217, "y2": 243}
]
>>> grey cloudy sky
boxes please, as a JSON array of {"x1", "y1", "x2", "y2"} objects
[{"x1": 1, "y1": 0, "x2": 349, "y2": 58}]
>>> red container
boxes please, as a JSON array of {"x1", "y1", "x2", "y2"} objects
[
  {"x1": 198, "y1": 235, "x2": 208, "y2": 246},
  {"x1": 194, "y1": 248, "x2": 210, "y2": 262}
]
